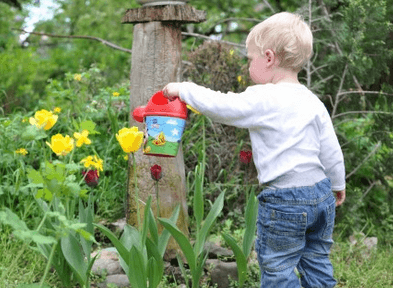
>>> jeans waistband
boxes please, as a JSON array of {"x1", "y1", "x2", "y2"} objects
[
  {"x1": 265, "y1": 168, "x2": 326, "y2": 189},
  {"x1": 258, "y1": 177, "x2": 333, "y2": 205}
]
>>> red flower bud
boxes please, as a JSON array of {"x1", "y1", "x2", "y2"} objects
[
  {"x1": 239, "y1": 150, "x2": 252, "y2": 164},
  {"x1": 150, "y1": 164, "x2": 162, "y2": 181},
  {"x1": 82, "y1": 170, "x2": 99, "y2": 187}
]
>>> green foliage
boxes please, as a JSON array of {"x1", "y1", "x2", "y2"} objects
[
  {"x1": 95, "y1": 197, "x2": 180, "y2": 288},
  {"x1": 221, "y1": 191, "x2": 258, "y2": 287},
  {"x1": 183, "y1": 41, "x2": 251, "y2": 93}
]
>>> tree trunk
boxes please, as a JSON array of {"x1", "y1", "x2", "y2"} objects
[{"x1": 127, "y1": 21, "x2": 188, "y2": 260}]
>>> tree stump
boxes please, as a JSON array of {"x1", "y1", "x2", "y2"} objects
[{"x1": 123, "y1": 4, "x2": 206, "y2": 260}]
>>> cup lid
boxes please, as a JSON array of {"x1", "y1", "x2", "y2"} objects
[{"x1": 132, "y1": 91, "x2": 188, "y2": 122}]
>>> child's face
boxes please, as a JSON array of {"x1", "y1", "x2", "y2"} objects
[{"x1": 247, "y1": 41, "x2": 275, "y2": 84}]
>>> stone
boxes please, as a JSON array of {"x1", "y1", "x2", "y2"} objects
[
  {"x1": 204, "y1": 241, "x2": 233, "y2": 259},
  {"x1": 164, "y1": 261, "x2": 184, "y2": 284},
  {"x1": 91, "y1": 247, "x2": 120, "y2": 261},
  {"x1": 349, "y1": 232, "x2": 378, "y2": 259},
  {"x1": 364, "y1": 236, "x2": 378, "y2": 250},
  {"x1": 206, "y1": 259, "x2": 238, "y2": 288},
  {"x1": 98, "y1": 274, "x2": 130, "y2": 288},
  {"x1": 109, "y1": 218, "x2": 127, "y2": 232},
  {"x1": 92, "y1": 259, "x2": 123, "y2": 276}
]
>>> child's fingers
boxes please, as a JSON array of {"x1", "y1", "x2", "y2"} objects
[
  {"x1": 335, "y1": 190, "x2": 346, "y2": 206},
  {"x1": 163, "y1": 83, "x2": 180, "y2": 100}
]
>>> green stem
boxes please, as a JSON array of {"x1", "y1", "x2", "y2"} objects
[
  {"x1": 39, "y1": 241, "x2": 58, "y2": 288},
  {"x1": 132, "y1": 153, "x2": 141, "y2": 229},
  {"x1": 155, "y1": 181, "x2": 160, "y2": 218},
  {"x1": 36, "y1": 198, "x2": 54, "y2": 232}
]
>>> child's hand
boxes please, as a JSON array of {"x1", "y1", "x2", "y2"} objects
[
  {"x1": 163, "y1": 83, "x2": 181, "y2": 101},
  {"x1": 334, "y1": 189, "x2": 346, "y2": 206}
]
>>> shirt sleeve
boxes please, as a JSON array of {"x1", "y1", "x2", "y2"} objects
[
  {"x1": 319, "y1": 109, "x2": 346, "y2": 191},
  {"x1": 179, "y1": 82, "x2": 269, "y2": 129}
]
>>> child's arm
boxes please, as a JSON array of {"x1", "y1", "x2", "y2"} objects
[
  {"x1": 163, "y1": 82, "x2": 271, "y2": 129},
  {"x1": 318, "y1": 108, "x2": 346, "y2": 203}
]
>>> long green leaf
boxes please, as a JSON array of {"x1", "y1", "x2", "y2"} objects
[
  {"x1": 120, "y1": 224, "x2": 141, "y2": 252},
  {"x1": 194, "y1": 250, "x2": 209, "y2": 288},
  {"x1": 194, "y1": 164, "x2": 204, "y2": 230},
  {"x1": 222, "y1": 233, "x2": 248, "y2": 287},
  {"x1": 158, "y1": 218, "x2": 196, "y2": 273},
  {"x1": 147, "y1": 257, "x2": 160, "y2": 288},
  {"x1": 129, "y1": 246, "x2": 147, "y2": 288},
  {"x1": 158, "y1": 204, "x2": 180, "y2": 257},
  {"x1": 195, "y1": 191, "x2": 225, "y2": 256},
  {"x1": 60, "y1": 234, "x2": 87, "y2": 286},
  {"x1": 243, "y1": 191, "x2": 258, "y2": 259},
  {"x1": 78, "y1": 195, "x2": 95, "y2": 261},
  {"x1": 148, "y1": 207, "x2": 159, "y2": 245},
  {"x1": 93, "y1": 223, "x2": 129, "y2": 263},
  {"x1": 141, "y1": 197, "x2": 152, "y2": 248},
  {"x1": 145, "y1": 237, "x2": 164, "y2": 288}
]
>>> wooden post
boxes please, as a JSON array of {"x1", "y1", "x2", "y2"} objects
[{"x1": 122, "y1": 3, "x2": 206, "y2": 260}]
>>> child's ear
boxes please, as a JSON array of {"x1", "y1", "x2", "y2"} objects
[{"x1": 265, "y1": 49, "x2": 279, "y2": 67}]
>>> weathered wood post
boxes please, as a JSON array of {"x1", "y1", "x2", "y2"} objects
[{"x1": 122, "y1": 1, "x2": 206, "y2": 259}]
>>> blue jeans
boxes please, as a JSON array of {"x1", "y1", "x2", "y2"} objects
[{"x1": 255, "y1": 178, "x2": 337, "y2": 288}]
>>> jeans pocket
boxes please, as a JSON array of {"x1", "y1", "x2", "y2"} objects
[
  {"x1": 266, "y1": 209, "x2": 307, "y2": 251},
  {"x1": 322, "y1": 198, "x2": 336, "y2": 240}
]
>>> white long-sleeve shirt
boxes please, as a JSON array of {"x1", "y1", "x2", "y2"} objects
[{"x1": 178, "y1": 82, "x2": 346, "y2": 191}]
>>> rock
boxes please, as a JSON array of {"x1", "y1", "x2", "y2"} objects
[
  {"x1": 109, "y1": 218, "x2": 127, "y2": 232},
  {"x1": 364, "y1": 237, "x2": 377, "y2": 250},
  {"x1": 204, "y1": 242, "x2": 233, "y2": 259},
  {"x1": 164, "y1": 261, "x2": 184, "y2": 284},
  {"x1": 349, "y1": 232, "x2": 365, "y2": 245},
  {"x1": 91, "y1": 247, "x2": 120, "y2": 261},
  {"x1": 98, "y1": 274, "x2": 130, "y2": 288},
  {"x1": 92, "y1": 259, "x2": 123, "y2": 276},
  {"x1": 349, "y1": 232, "x2": 378, "y2": 259},
  {"x1": 206, "y1": 259, "x2": 238, "y2": 288}
]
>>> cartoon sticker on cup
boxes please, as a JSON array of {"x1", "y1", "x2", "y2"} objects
[
  {"x1": 143, "y1": 127, "x2": 151, "y2": 153},
  {"x1": 144, "y1": 116, "x2": 186, "y2": 157}
]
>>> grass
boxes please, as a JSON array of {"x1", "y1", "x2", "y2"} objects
[
  {"x1": 331, "y1": 240, "x2": 393, "y2": 287},
  {"x1": 0, "y1": 227, "x2": 61, "y2": 288}
]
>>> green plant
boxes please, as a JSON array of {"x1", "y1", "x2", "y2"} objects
[
  {"x1": 159, "y1": 162, "x2": 225, "y2": 288},
  {"x1": 221, "y1": 191, "x2": 258, "y2": 287},
  {"x1": 94, "y1": 196, "x2": 180, "y2": 288}
]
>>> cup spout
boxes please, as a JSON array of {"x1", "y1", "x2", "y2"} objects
[{"x1": 132, "y1": 106, "x2": 146, "y2": 123}]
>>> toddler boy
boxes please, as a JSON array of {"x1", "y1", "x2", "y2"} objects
[{"x1": 163, "y1": 12, "x2": 345, "y2": 288}]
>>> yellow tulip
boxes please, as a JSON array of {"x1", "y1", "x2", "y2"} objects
[
  {"x1": 29, "y1": 109, "x2": 58, "y2": 130},
  {"x1": 74, "y1": 130, "x2": 92, "y2": 147},
  {"x1": 116, "y1": 127, "x2": 143, "y2": 153},
  {"x1": 46, "y1": 134, "x2": 74, "y2": 156}
]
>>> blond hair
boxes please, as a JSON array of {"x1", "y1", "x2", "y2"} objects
[{"x1": 246, "y1": 12, "x2": 313, "y2": 72}]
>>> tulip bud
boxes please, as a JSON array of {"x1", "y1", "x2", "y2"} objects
[
  {"x1": 150, "y1": 164, "x2": 162, "y2": 181},
  {"x1": 82, "y1": 170, "x2": 99, "y2": 187}
]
